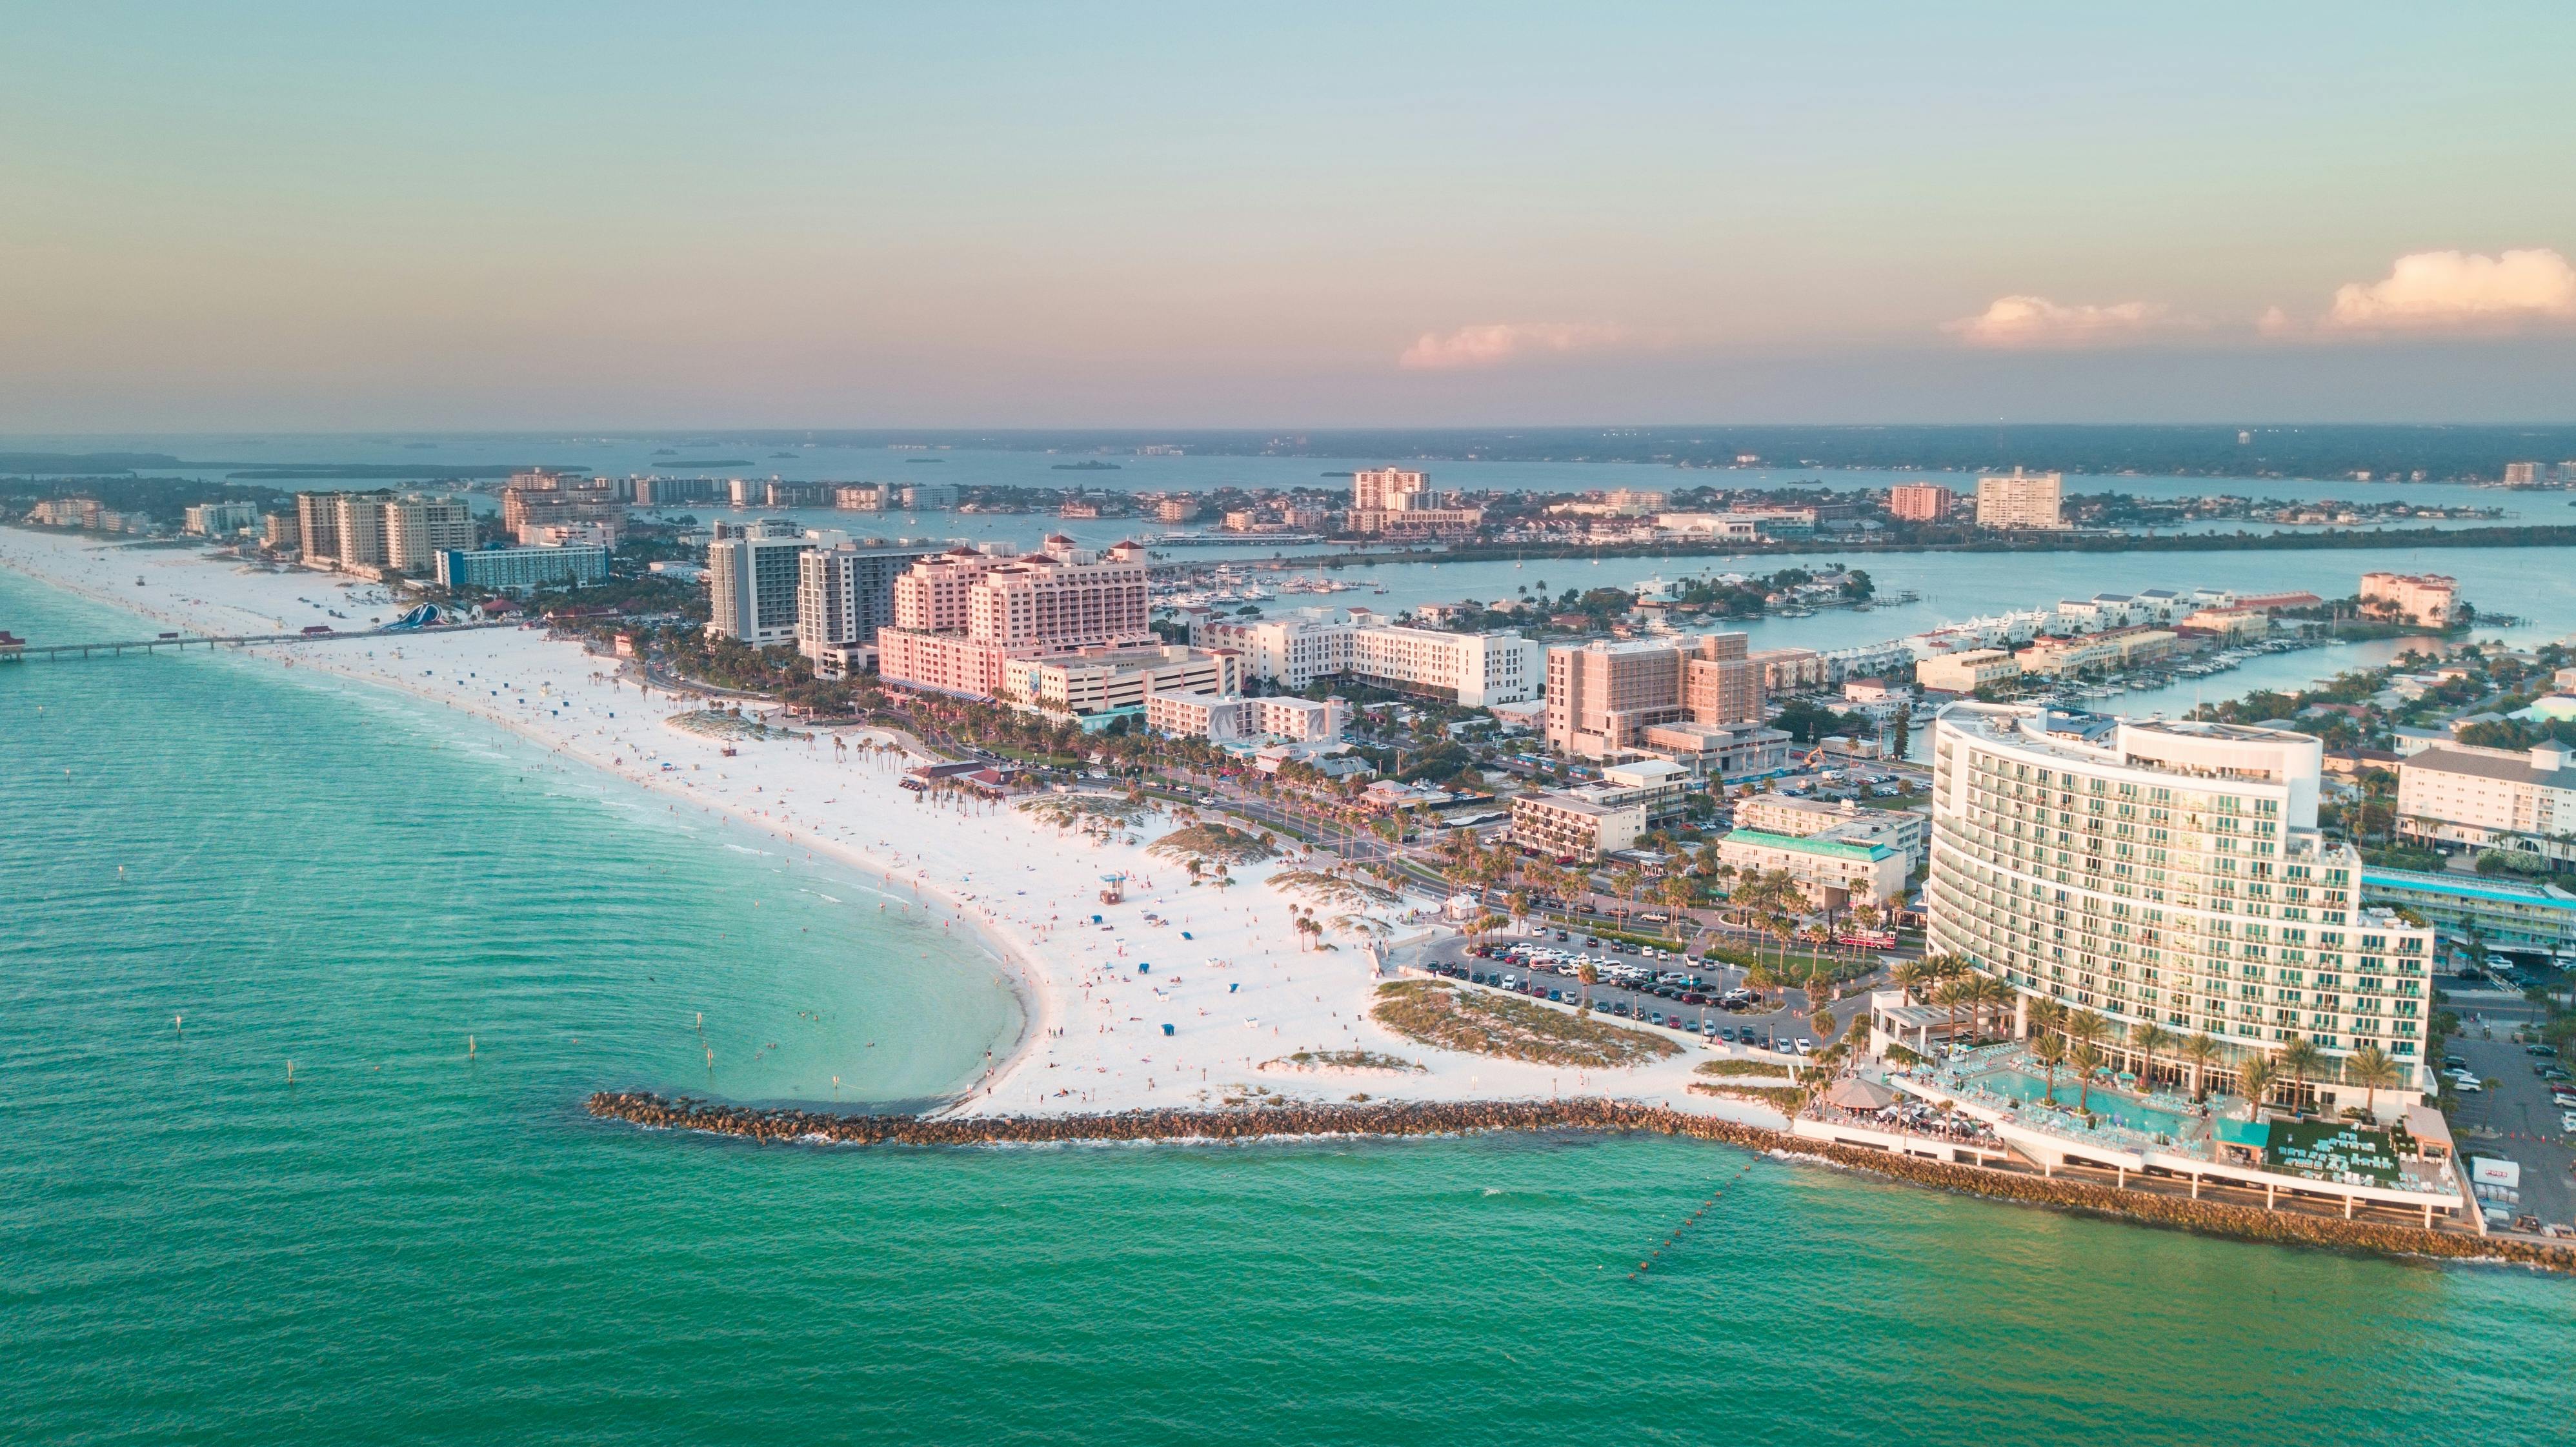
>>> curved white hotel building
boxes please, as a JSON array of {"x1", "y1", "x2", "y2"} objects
[{"x1": 1926, "y1": 703, "x2": 2435, "y2": 1100}]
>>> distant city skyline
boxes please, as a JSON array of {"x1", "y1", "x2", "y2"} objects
[{"x1": 3, "y1": 4, "x2": 2573, "y2": 428}]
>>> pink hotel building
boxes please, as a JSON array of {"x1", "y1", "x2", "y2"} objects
[{"x1": 875, "y1": 535, "x2": 1160, "y2": 698}]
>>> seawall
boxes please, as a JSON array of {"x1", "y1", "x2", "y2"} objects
[{"x1": 587, "y1": 1091, "x2": 2576, "y2": 1274}]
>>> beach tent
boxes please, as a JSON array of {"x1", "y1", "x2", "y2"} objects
[{"x1": 1824, "y1": 1077, "x2": 1901, "y2": 1111}]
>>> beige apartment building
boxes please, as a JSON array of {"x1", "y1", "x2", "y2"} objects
[
  {"x1": 1733, "y1": 794, "x2": 1930, "y2": 871},
  {"x1": 2397, "y1": 741, "x2": 2576, "y2": 867},
  {"x1": 1634, "y1": 721, "x2": 1795, "y2": 780},
  {"x1": 1196, "y1": 607, "x2": 1537, "y2": 706},
  {"x1": 501, "y1": 476, "x2": 625, "y2": 541},
  {"x1": 1889, "y1": 483, "x2": 1956, "y2": 521},
  {"x1": 1145, "y1": 691, "x2": 1345, "y2": 744},
  {"x1": 386, "y1": 495, "x2": 476, "y2": 574},
  {"x1": 1002, "y1": 644, "x2": 1239, "y2": 717},
  {"x1": 1916, "y1": 647, "x2": 2020, "y2": 694},
  {"x1": 1975, "y1": 469, "x2": 2066, "y2": 529},
  {"x1": 1348, "y1": 466, "x2": 1481, "y2": 535},
  {"x1": 2359, "y1": 572, "x2": 2459, "y2": 627},
  {"x1": 1717, "y1": 827, "x2": 1909, "y2": 907},
  {"x1": 2014, "y1": 627, "x2": 2173, "y2": 677},
  {"x1": 1749, "y1": 645, "x2": 1831, "y2": 691},
  {"x1": 1351, "y1": 467, "x2": 1429, "y2": 511},
  {"x1": 332, "y1": 491, "x2": 395, "y2": 571},
  {"x1": 1545, "y1": 633, "x2": 1761, "y2": 758},
  {"x1": 1510, "y1": 791, "x2": 1647, "y2": 861}
]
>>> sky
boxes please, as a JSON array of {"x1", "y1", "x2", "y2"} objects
[{"x1": 3, "y1": 3, "x2": 2573, "y2": 430}]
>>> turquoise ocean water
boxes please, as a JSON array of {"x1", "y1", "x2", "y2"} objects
[{"x1": 5, "y1": 562, "x2": 2573, "y2": 1445}]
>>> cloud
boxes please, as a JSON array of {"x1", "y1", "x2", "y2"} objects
[
  {"x1": 1946, "y1": 296, "x2": 2193, "y2": 349},
  {"x1": 1398, "y1": 321, "x2": 1627, "y2": 370},
  {"x1": 2320, "y1": 248, "x2": 2576, "y2": 332}
]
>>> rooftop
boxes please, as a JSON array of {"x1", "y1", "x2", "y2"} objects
[
  {"x1": 2362, "y1": 865, "x2": 2576, "y2": 907},
  {"x1": 1515, "y1": 790, "x2": 1637, "y2": 818},
  {"x1": 1722, "y1": 827, "x2": 1893, "y2": 862},
  {"x1": 2404, "y1": 744, "x2": 2576, "y2": 787}
]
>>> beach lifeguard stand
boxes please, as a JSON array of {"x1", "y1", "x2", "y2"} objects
[{"x1": 1099, "y1": 872, "x2": 1127, "y2": 905}]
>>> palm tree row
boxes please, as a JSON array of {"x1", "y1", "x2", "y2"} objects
[{"x1": 2015, "y1": 1002, "x2": 2410, "y2": 1123}]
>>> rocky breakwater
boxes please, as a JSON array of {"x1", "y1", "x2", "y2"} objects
[{"x1": 586, "y1": 1091, "x2": 2576, "y2": 1273}]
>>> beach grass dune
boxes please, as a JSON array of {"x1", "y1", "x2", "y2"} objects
[{"x1": 1371, "y1": 979, "x2": 1681, "y2": 1069}]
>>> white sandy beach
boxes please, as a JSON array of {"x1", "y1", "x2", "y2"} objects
[{"x1": 1, "y1": 529, "x2": 1773, "y2": 1124}]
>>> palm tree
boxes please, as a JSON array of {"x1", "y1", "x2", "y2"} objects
[
  {"x1": 2128, "y1": 1022, "x2": 2173, "y2": 1095},
  {"x1": 1750, "y1": 868, "x2": 1804, "y2": 933},
  {"x1": 1934, "y1": 977, "x2": 1977, "y2": 1053},
  {"x1": 2177, "y1": 1033, "x2": 2221, "y2": 1102},
  {"x1": 2025, "y1": 995, "x2": 2068, "y2": 1045},
  {"x1": 1967, "y1": 976, "x2": 2014, "y2": 1044},
  {"x1": 1576, "y1": 960, "x2": 1598, "y2": 1018},
  {"x1": 2279, "y1": 1034, "x2": 2326, "y2": 1114},
  {"x1": 2031, "y1": 1031, "x2": 2069, "y2": 1105},
  {"x1": 2343, "y1": 1044, "x2": 2401, "y2": 1120},
  {"x1": 1609, "y1": 866, "x2": 1644, "y2": 931},
  {"x1": 2064, "y1": 1009, "x2": 2108, "y2": 1065},
  {"x1": 2236, "y1": 1053, "x2": 2280, "y2": 1115},
  {"x1": 2068, "y1": 1040, "x2": 2106, "y2": 1115},
  {"x1": 1891, "y1": 956, "x2": 1937, "y2": 1007}
]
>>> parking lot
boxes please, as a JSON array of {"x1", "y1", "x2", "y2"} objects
[
  {"x1": 1419, "y1": 933, "x2": 1869, "y2": 1055},
  {"x1": 2444, "y1": 998, "x2": 2575, "y2": 1232}
]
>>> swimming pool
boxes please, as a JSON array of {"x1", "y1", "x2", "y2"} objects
[{"x1": 1981, "y1": 1069, "x2": 2191, "y2": 1139}]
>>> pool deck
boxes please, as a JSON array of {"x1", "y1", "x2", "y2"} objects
[{"x1": 1873, "y1": 1051, "x2": 2471, "y2": 1228}]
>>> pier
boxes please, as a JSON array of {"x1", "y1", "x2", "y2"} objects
[{"x1": 0, "y1": 622, "x2": 508, "y2": 663}]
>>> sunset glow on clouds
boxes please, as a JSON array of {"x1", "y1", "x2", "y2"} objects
[
  {"x1": 1397, "y1": 323, "x2": 1629, "y2": 370},
  {"x1": 2320, "y1": 248, "x2": 2576, "y2": 332},
  {"x1": 1955, "y1": 250, "x2": 2576, "y2": 350},
  {"x1": 1946, "y1": 296, "x2": 2194, "y2": 349}
]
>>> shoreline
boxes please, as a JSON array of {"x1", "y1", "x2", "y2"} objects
[
  {"x1": 587, "y1": 1090, "x2": 2576, "y2": 1275},
  {"x1": 0, "y1": 529, "x2": 1060, "y2": 1108},
  {"x1": 0, "y1": 528, "x2": 1737, "y2": 1122}
]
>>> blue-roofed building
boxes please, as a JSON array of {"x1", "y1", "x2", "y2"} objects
[{"x1": 2360, "y1": 866, "x2": 2576, "y2": 955}]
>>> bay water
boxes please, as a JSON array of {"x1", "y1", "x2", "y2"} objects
[{"x1": 5, "y1": 562, "x2": 2573, "y2": 1445}]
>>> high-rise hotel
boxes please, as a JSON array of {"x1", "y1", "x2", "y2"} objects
[{"x1": 1926, "y1": 703, "x2": 2435, "y2": 1097}]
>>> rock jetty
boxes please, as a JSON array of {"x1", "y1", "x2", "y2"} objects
[{"x1": 586, "y1": 1091, "x2": 2576, "y2": 1273}]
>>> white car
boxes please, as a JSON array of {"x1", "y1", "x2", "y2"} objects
[
  {"x1": 2450, "y1": 1077, "x2": 2484, "y2": 1093},
  {"x1": 1795, "y1": 1037, "x2": 1815, "y2": 1055}
]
